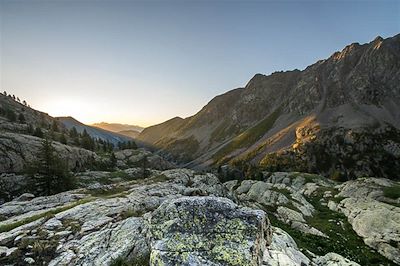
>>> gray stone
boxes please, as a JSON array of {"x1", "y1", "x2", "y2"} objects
[{"x1": 148, "y1": 196, "x2": 269, "y2": 266}]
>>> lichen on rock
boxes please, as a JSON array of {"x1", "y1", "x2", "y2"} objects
[{"x1": 147, "y1": 196, "x2": 270, "y2": 266}]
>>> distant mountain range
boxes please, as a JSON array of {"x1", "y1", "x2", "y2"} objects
[
  {"x1": 57, "y1": 117, "x2": 134, "y2": 146},
  {"x1": 138, "y1": 34, "x2": 400, "y2": 180},
  {"x1": 92, "y1": 122, "x2": 144, "y2": 132}
]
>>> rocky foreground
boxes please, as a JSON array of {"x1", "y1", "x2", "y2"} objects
[{"x1": 0, "y1": 169, "x2": 398, "y2": 265}]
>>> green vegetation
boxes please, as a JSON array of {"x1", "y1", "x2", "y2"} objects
[
  {"x1": 265, "y1": 192, "x2": 397, "y2": 266},
  {"x1": 117, "y1": 140, "x2": 137, "y2": 150},
  {"x1": 109, "y1": 170, "x2": 130, "y2": 180},
  {"x1": 110, "y1": 255, "x2": 150, "y2": 266},
  {"x1": 0, "y1": 198, "x2": 93, "y2": 233},
  {"x1": 382, "y1": 184, "x2": 400, "y2": 199},
  {"x1": 160, "y1": 135, "x2": 200, "y2": 162},
  {"x1": 213, "y1": 107, "x2": 281, "y2": 164},
  {"x1": 33, "y1": 127, "x2": 44, "y2": 138},
  {"x1": 86, "y1": 186, "x2": 128, "y2": 198},
  {"x1": 210, "y1": 121, "x2": 241, "y2": 143},
  {"x1": 27, "y1": 138, "x2": 76, "y2": 195}
]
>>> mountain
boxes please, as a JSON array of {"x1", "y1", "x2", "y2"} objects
[
  {"x1": 57, "y1": 117, "x2": 133, "y2": 146},
  {"x1": 0, "y1": 93, "x2": 97, "y2": 173},
  {"x1": 116, "y1": 130, "x2": 140, "y2": 139},
  {"x1": 92, "y1": 122, "x2": 144, "y2": 133},
  {"x1": 138, "y1": 34, "x2": 400, "y2": 180}
]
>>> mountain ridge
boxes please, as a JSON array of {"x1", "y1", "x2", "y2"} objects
[
  {"x1": 57, "y1": 116, "x2": 134, "y2": 146},
  {"x1": 138, "y1": 34, "x2": 400, "y2": 179}
]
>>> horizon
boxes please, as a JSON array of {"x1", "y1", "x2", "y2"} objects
[{"x1": 1, "y1": 0, "x2": 399, "y2": 127}]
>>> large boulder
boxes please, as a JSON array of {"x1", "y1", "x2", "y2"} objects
[{"x1": 147, "y1": 196, "x2": 270, "y2": 266}]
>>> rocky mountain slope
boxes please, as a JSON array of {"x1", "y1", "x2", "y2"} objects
[
  {"x1": 57, "y1": 117, "x2": 133, "y2": 146},
  {"x1": 138, "y1": 34, "x2": 400, "y2": 180},
  {"x1": 0, "y1": 94, "x2": 98, "y2": 174},
  {"x1": 0, "y1": 169, "x2": 398, "y2": 265}
]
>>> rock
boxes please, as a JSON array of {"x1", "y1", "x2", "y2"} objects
[
  {"x1": 276, "y1": 207, "x2": 327, "y2": 238},
  {"x1": 336, "y1": 177, "x2": 394, "y2": 200},
  {"x1": 5, "y1": 246, "x2": 18, "y2": 257},
  {"x1": 337, "y1": 197, "x2": 400, "y2": 264},
  {"x1": 236, "y1": 181, "x2": 290, "y2": 207},
  {"x1": 313, "y1": 252, "x2": 360, "y2": 265},
  {"x1": 327, "y1": 200, "x2": 338, "y2": 211},
  {"x1": 54, "y1": 230, "x2": 72, "y2": 238},
  {"x1": 12, "y1": 193, "x2": 35, "y2": 202},
  {"x1": 263, "y1": 227, "x2": 310, "y2": 266},
  {"x1": 148, "y1": 196, "x2": 269, "y2": 266},
  {"x1": 277, "y1": 206, "x2": 306, "y2": 223},
  {"x1": 49, "y1": 217, "x2": 148, "y2": 265},
  {"x1": 43, "y1": 218, "x2": 63, "y2": 230},
  {"x1": 0, "y1": 246, "x2": 8, "y2": 256},
  {"x1": 0, "y1": 132, "x2": 97, "y2": 173},
  {"x1": 114, "y1": 148, "x2": 175, "y2": 170},
  {"x1": 0, "y1": 191, "x2": 86, "y2": 221},
  {"x1": 81, "y1": 216, "x2": 113, "y2": 233},
  {"x1": 24, "y1": 257, "x2": 35, "y2": 264}
]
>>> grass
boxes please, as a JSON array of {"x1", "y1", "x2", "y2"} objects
[
  {"x1": 300, "y1": 194, "x2": 396, "y2": 265},
  {"x1": 87, "y1": 186, "x2": 128, "y2": 198},
  {"x1": 210, "y1": 120, "x2": 240, "y2": 143},
  {"x1": 109, "y1": 171, "x2": 130, "y2": 180},
  {"x1": 257, "y1": 184, "x2": 396, "y2": 266},
  {"x1": 212, "y1": 107, "x2": 281, "y2": 163},
  {"x1": 62, "y1": 218, "x2": 81, "y2": 233},
  {"x1": 382, "y1": 184, "x2": 400, "y2": 199},
  {"x1": 0, "y1": 197, "x2": 93, "y2": 233}
]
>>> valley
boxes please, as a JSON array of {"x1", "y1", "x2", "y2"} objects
[{"x1": 0, "y1": 34, "x2": 399, "y2": 266}]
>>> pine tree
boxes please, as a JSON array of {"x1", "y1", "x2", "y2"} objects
[
  {"x1": 59, "y1": 133, "x2": 67, "y2": 144},
  {"x1": 6, "y1": 109, "x2": 16, "y2": 122},
  {"x1": 69, "y1": 127, "x2": 79, "y2": 138},
  {"x1": 27, "y1": 124, "x2": 34, "y2": 134},
  {"x1": 29, "y1": 138, "x2": 74, "y2": 195},
  {"x1": 110, "y1": 152, "x2": 117, "y2": 169},
  {"x1": 81, "y1": 129, "x2": 94, "y2": 150},
  {"x1": 141, "y1": 155, "x2": 149, "y2": 178},
  {"x1": 52, "y1": 121, "x2": 59, "y2": 132},
  {"x1": 33, "y1": 127, "x2": 44, "y2": 138},
  {"x1": 18, "y1": 113, "x2": 26, "y2": 123}
]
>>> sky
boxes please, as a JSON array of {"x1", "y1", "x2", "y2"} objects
[{"x1": 0, "y1": 0, "x2": 399, "y2": 127}]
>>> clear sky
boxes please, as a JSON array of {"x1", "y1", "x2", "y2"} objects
[{"x1": 0, "y1": 0, "x2": 399, "y2": 127}]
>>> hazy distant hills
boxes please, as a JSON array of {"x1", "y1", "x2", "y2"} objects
[
  {"x1": 92, "y1": 122, "x2": 144, "y2": 133},
  {"x1": 138, "y1": 34, "x2": 400, "y2": 180},
  {"x1": 57, "y1": 117, "x2": 134, "y2": 146}
]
